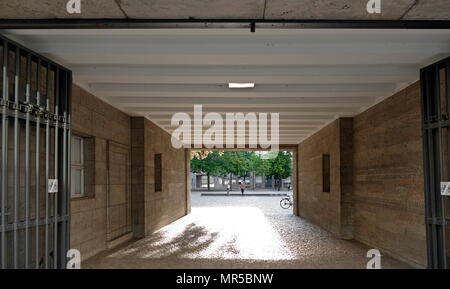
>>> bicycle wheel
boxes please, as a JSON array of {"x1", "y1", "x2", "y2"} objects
[{"x1": 280, "y1": 198, "x2": 291, "y2": 209}]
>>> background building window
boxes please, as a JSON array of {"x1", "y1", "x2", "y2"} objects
[
  {"x1": 71, "y1": 135, "x2": 85, "y2": 198},
  {"x1": 154, "y1": 153, "x2": 162, "y2": 192},
  {"x1": 322, "y1": 154, "x2": 330, "y2": 193}
]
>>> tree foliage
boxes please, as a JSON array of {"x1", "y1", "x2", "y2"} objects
[
  {"x1": 190, "y1": 150, "x2": 292, "y2": 189},
  {"x1": 268, "y1": 151, "x2": 292, "y2": 180},
  {"x1": 268, "y1": 151, "x2": 292, "y2": 190},
  {"x1": 191, "y1": 150, "x2": 224, "y2": 176},
  {"x1": 191, "y1": 151, "x2": 225, "y2": 190}
]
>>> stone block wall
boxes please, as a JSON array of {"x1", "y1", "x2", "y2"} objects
[
  {"x1": 131, "y1": 117, "x2": 188, "y2": 236},
  {"x1": 297, "y1": 118, "x2": 353, "y2": 238},
  {"x1": 70, "y1": 85, "x2": 190, "y2": 261},
  {"x1": 70, "y1": 84, "x2": 132, "y2": 261},
  {"x1": 353, "y1": 81, "x2": 426, "y2": 267},
  {"x1": 297, "y1": 81, "x2": 427, "y2": 267},
  {"x1": 72, "y1": 88, "x2": 189, "y2": 261}
]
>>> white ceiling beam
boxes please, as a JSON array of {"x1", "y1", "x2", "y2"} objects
[
  {"x1": 73, "y1": 64, "x2": 419, "y2": 85},
  {"x1": 77, "y1": 75, "x2": 415, "y2": 85},
  {"x1": 156, "y1": 121, "x2": 324, "y2": 127},
  {"x1": 42, "y1": 53, "x2": 449, "y2": 66},
  {"x1": 107, "y1": 96, "x2": 376, "y2": 105},
  {"x1": 127, "y1": 106, "x2": 358, "y2": 115},
  {"x1": 28, "y1": 41, "x2": 450, "y2": 56},
  {"x1": 147, "y1": 114, "x2": 332, "y2": 121},
  {"x1": 186, "y1": 133, "x2": 308, "y2": 136},
  {"x1": 183, "y1": 135, "x2": 308, "y2": 138},
  {"x1": 91, "y1": 83, "x2": 395, "y2": 92},
  {"x1": 119, "y1": 103, "x2": 368, "y2": 109},
  {"x1": 163, "y1": 126, "x2": 318, "y2": 131},
  {"x1": 95, "y1": 91, "x2": 387, "y2": 99},
  {"x1": 75, "y1": 64, "x2": 419, "y2": 77},
  {"x1": 148, "y1": 117, "x2": 332, "y2": 126},
  {"x1": 167, "y1": 134, "x2": 313, "y2": 138},
  {"x1": 90, "y1": 83, "x2": 395, "y2": 97}
]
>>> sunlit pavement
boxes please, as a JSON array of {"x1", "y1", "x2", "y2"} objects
[{"x1": 83, "y1": 191, "x2": 411, "y2": 269}]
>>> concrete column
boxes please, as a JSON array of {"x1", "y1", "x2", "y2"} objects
[
  {"x1": 185, "y1": 148, "x2": 191, "y2": 214},
  {"x1": 131, "y1": 118, "x2": 145, "y2": 238},
  {"x1": 293, "y1": 148, "x2": 298, "y2": 216},
  {"x1": 131, "y1": 117, "x2": 190, "y2": 237}
]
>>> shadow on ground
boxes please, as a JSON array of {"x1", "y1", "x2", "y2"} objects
[{"x1": 84, "y1": 193, "x2": 412, "y2": 269}]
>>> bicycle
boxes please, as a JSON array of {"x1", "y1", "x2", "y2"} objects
[{"x1": 280, "y1": 195, "x2": 293, "y2": 209}]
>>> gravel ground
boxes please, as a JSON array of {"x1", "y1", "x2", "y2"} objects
[{"x1": 83, "y1": 191, "x2": 411, "y2": 269}]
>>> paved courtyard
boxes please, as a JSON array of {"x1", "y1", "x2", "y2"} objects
[{"x1": 84, "y1": 191, "x2": 411, "y2": 269}]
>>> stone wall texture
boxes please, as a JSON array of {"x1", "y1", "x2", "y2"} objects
[
  {"x1": 297, "y1": 81, "x2": 427, "y2": 267},
  {"x1": 353, "y1": 81, "x2": 426, "y2": 267},
  {"x1": 297, "y1": 118, "x2": 353, "y2": 239},
  {"x1": 70, "y1": 84, "x2": 132, "y2": 261},
  {"x1": 72, "y1": 89, "x2": 189, "y2": 261},
  {"x1": 131, "y1": 117, "x2": 188, "y2": 236}
]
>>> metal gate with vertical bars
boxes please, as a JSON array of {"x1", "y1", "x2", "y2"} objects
[
  {"x1": 421, "y1": 56, "x2": 450, "y2": 269},
  {"x1": 0, "y1": 34, "x2": 71, "y2": 269}
]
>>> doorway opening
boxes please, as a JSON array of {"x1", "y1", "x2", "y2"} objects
[{"x1": 188, "y1": 149, "x2": 296, "y2": 261}]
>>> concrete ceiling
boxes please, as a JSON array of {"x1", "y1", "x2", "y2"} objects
[
  {"x1": 0, "y1": 0, "x2": 449, "y2": 20},
  {"x1": 2, "y1": 28, "x2": 450, "y2": 145}
]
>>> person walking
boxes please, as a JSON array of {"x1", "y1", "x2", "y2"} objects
[
  {"x1": 226, "y1": 184, "x2": 230, "y2": 195},
  {"x1": 239, "y1": 181, "x2": 245, "y2": 196}
]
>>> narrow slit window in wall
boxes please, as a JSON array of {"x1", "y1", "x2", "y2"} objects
[
  {"x1": 322, "y1": 154, "x2": 330, "y2": 193},
  {"x1": 154, "y1": 153, "x2": 162, "y2": 192}
]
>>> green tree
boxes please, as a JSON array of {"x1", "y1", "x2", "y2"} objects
[
  {"x1": 190, "y1": 150, "x2": 225, "y2": 191},
  {"x1": 237, "y1": 151, "x2": 254, "y2": 181},
  {"x1": 190, "y1": 150, "x2": 292, "y2": 192},
  {"x1": 247, "y1": 152, "x2": 270, "y2": 189},
  {"x1": 220, "y1": 151, "x2": 252, "y2": 189},
  {"x1": 268, "y1": 151, "x2": 292, "y2": 191},
  {"x1": 251, "y1": 152, "x2": 271, "y2": 176}
]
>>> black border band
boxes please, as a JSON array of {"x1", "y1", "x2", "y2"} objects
[{"x1": 0, "y1": 19, "x2": 449, "y2": 29}]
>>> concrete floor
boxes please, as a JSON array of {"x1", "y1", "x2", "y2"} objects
[{"x1": 84, "y1": 191, "x2": 411, "y2": 269}]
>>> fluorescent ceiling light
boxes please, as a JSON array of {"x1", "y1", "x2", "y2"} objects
[{"x1": 228, "y1": 82, "x2": 255, "y2": 89}]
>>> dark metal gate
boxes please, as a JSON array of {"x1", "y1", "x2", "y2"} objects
[
  {"x1": 0, "y1": 35, "x2": 71, "y2": 269},
  {"x1": 421, "y1": 57, "x2": 450, "y2": 269}
]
